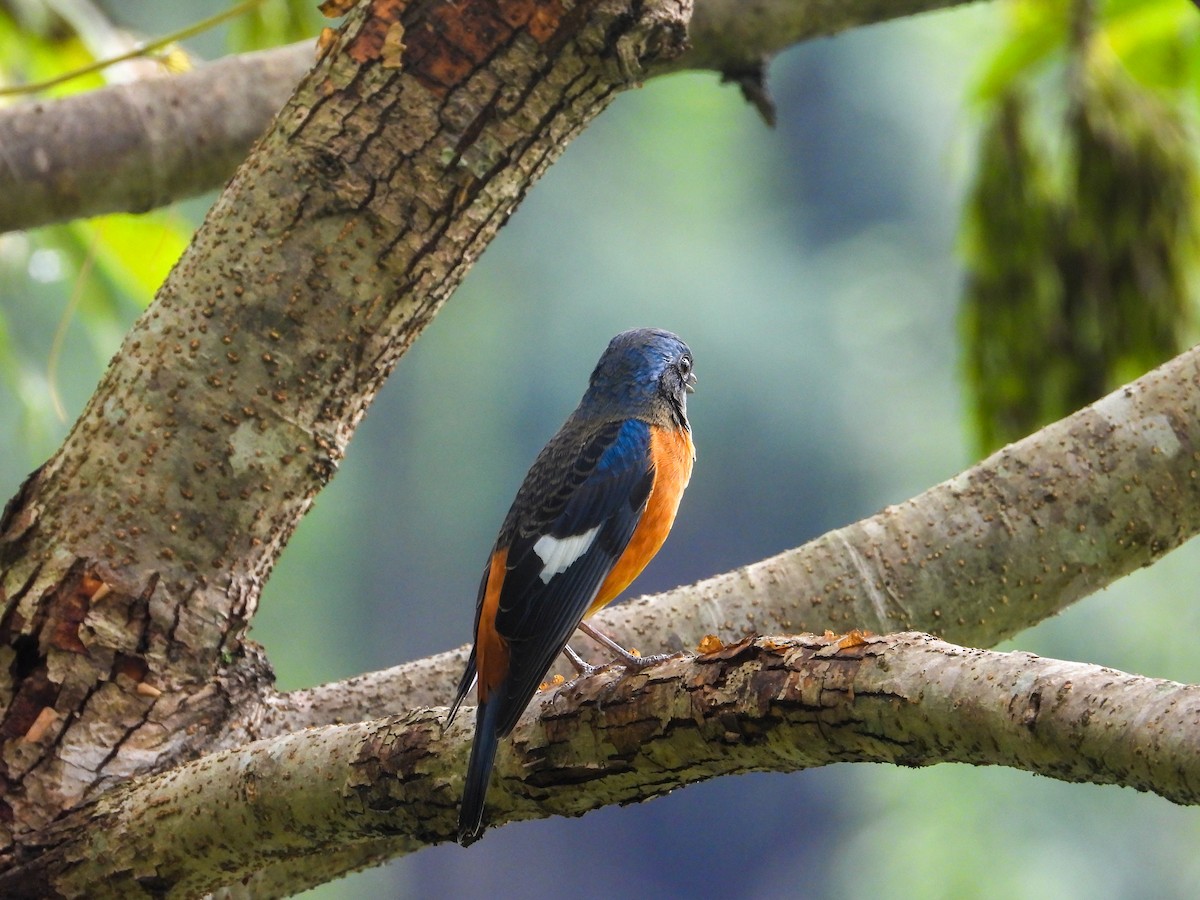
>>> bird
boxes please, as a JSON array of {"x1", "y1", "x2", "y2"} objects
[{"x1": 446, "y1": 327, "x2": 696, "y2": 847}]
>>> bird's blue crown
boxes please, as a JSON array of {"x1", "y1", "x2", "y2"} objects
[{"x1": 582, "y1": 328, "x2": 691, "y2": 412}]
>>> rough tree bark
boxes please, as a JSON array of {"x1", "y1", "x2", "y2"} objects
[{"x1": 0, "y1": 0, "x2": 1192, "y2": 896}]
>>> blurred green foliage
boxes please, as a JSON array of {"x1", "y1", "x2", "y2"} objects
[
  {"x1": 1070, "y1": 47, "x2": 1196, "y2": 382},
  {"x1": 0, "y1": 4, "x2": 197, "y2": 451},
  {"x1": 962, "y1": 90, "x2": 1067, "y2": 452},
  {"x1": 0, "y1": 5, "x2": 106, "y2": 97},
  {"x1": 964, "y1": 0, "x2": 1199, "y2": 453},
  {"x1": 228, "y1": 0, "x2": 322, "y2": 51},
  {"x1": 976, "y1": 0, "x2": 1200, "y2": 98}
]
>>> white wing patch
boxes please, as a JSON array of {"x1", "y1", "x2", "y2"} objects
[{"x1": 533, "y1": 526, "x2": 601, "y2": 584}]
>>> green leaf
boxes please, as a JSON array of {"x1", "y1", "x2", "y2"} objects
[
  {"x1": 69, "y1": 213, "x2": 192, "y2": 307},
  {"x1": 973, "y1": 0, "x2": 1071, "y2": 103}
]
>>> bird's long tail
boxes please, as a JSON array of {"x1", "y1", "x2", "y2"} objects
[{"x1": 458, "y1": 696, "x2": 502, "y2": 847}]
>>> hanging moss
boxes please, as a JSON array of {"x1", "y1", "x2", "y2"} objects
[
  {"x1": 962, "y1": 90, "x2": 1069, "y2": 453},
  {"x1": 962, "y1": 45, "x2": 1196, "y2": 455},
  {"x1": 1064, "y1": 48, "x2": 1196, "y2": 392}
]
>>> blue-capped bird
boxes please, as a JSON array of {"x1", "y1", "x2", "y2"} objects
[{"x1": 447, "y1": 328, "x2": 696, "y2": 846}]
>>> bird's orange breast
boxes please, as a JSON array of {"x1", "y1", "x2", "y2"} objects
[{"x1": 587, "y1": 425, "x2": 694, "y2": 616}]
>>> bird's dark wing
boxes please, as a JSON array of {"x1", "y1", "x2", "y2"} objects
[{"x1": 490, "y1": 417, "x2": 655, "y2": 736}]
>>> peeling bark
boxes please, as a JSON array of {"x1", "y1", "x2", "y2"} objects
[{"x1": 4, "y1": 633, "x2": 1197, "y2": 898}]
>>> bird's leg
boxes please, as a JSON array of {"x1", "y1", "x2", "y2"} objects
[
  {"x1": 578, "y1": 621, "x2": 673, "y2": 671},
  {"x1": 562, "y1": 643, "x2": 602, "y2": 677}
]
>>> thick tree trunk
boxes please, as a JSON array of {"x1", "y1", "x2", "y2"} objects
[{"x1": 1, "y1": 0, "x2": 693, "y2": 861}]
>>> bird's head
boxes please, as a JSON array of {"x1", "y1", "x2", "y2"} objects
[{"x1": 583, "y1": 328, "x2": 695, "y2": 428}]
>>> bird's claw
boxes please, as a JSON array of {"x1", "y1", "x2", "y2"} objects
[{"x1": 618, "y1": 650, "x2": 673, "y2": 671}]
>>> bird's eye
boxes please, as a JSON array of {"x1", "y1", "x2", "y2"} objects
[{"x1": 679, "y1": 355, "x2": 692, "y2": 374}]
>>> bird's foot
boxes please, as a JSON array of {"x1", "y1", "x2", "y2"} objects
[
  {"x1": 618, "y1": 649, "x2": 674, "y2": 671},
  {"x1": 577, "y1": 621, "x2": 674, "y2": 672},
  {"x1": 563, "y1": 643, "x2": 603, "y2": 677}
]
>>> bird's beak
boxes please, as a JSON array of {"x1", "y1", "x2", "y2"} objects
[{"x1": 685, "y1": 372, "x2": 697, "y2": 394}]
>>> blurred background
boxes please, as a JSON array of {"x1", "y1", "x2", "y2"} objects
[{"x1": 2, "y1": 1, "x2": 1200, "y2": 897}]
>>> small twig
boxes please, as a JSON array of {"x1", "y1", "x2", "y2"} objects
[{"x1": 0, "y1": 0, "x2": 267, "y2": 97}]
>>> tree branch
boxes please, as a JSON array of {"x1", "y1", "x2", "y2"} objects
[
  {"x1": 675, "y1": 0, "x2": 978, "y2": 72},
  {"x1": 254, "y1": 342, "x2": 1200, "y2": 738},
  {"x1": 0, "y1": 44, "x2": 314, "y2": 232},
  {"x1": 8, "y1": 632, "x2": 1198, "y2": 897},
  {"x1": 0, "y1": 0, "x2": 978, "y2": 232}
]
